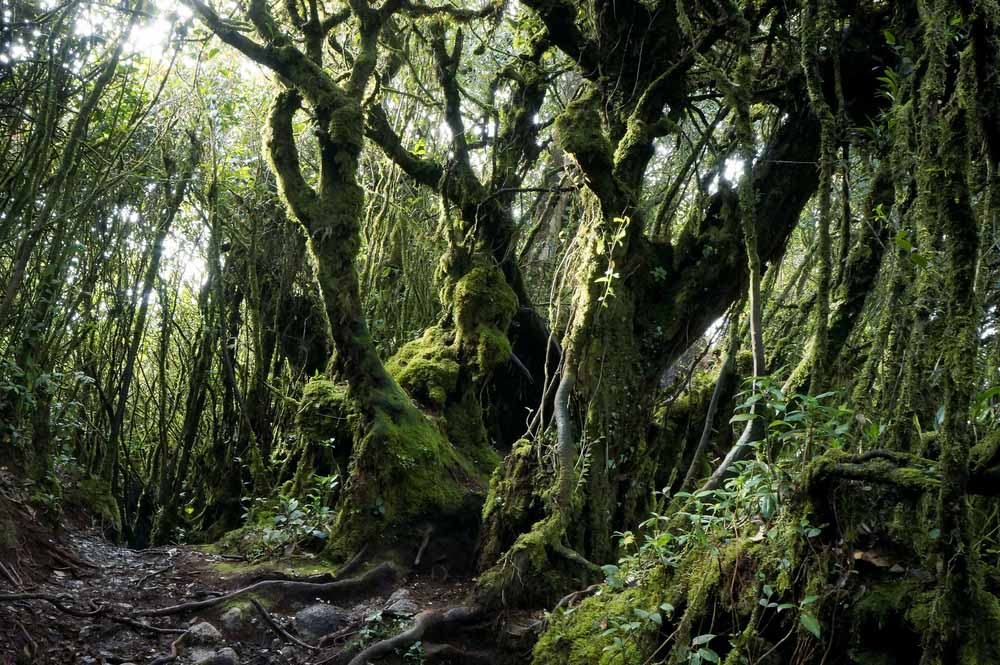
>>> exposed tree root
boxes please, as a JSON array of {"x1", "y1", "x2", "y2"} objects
[
  {"x1": 553, "y1": 583, "x2": 601, "y2": 612},
  {"x1": 250, "y1": 598, "x2": 319, "y2": 651},
  {"x1": 806, "y1": 449, "x2": 940, "y2": 495},
  {"x1": 346, "y1": 605, "x2": 482, "y2": 665},
  {"x1": 423, "y1": 642, "x2": 495, "y2": 663},
  {"x1": 110, "y1": 615, "x2": 187, "y2": 635},
  {"x1": 139, "y1": 561, "x2": 398, "y2": 617},
  {"x1": 0, "y1": 592, "x2": 104, "y2": 617}
]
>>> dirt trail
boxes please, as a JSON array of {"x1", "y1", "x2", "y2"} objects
[{"x1": 0, "y1": 524, "x2": 540, "y2": 664}]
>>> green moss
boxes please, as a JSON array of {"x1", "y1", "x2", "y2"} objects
[
  {"x1": 326, "y1": 382, "x2": 486, "y2": 558},
  {"x1": 386, "y1": 327, "x2": 460, "y2": 410},
  {"x1": 534, "y1": 561, "x2": 677, "y2": 665},
  {"x1": 476, "y1": 513, "x2": 582, "y2": 609},
  {"x1": 207, "y1": 555, "x2": 334, "y2": 579},
  {"x1": 71, "y1": 477, "x2": 121, "y2": 533}
]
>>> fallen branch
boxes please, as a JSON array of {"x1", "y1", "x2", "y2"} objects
[
  {"x1": 139, "y1": 561, "x2": 399, "y2": 617},
  {"x1": 0, "y1": 559, "x2": 23, "y2": 587},
  {"x1": 137, "y1": 564, "x2": 174, "y2": 589},
  {"x1": 249, "y1": 598, "x2": 319, "y2": 651},
  {"x1": 347, "y1": 606, "x2": 481, "y2": 665},
  {"x1": 14, "y1": 618, "x2": 36, "y2": 659},
  {"x1": 414, "y1": 527, "x2": 433, "y2": 567},
  {"x1": 47, "y1": 545, "x2": 100, "y2": 570},
  {"x1": 147, "y1": 630, "x2": 188, "y2": 665}
]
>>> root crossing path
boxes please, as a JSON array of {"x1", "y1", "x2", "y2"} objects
[{"x1": 0, "y1": 526, "x2": 536, "y2": 664}]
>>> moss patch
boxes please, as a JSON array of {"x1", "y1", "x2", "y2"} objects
[{"x1": 69, "y1": 477, "x2": 121, "y2": 533}]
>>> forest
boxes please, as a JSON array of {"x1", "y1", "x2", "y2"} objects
[{"x1": 1, "y1": 0, "x2": 999, "y2": 662}]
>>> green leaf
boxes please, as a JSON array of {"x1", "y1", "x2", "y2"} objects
[
  {"x1": 698, "y1": 648, "x2": 720, "y2": 663},
  {"x1": 800, "y1": 613, "x2": 822, "y2": 639},
  {"x1": 692, "y1": 633, "x2": 715, "y2": 646}
]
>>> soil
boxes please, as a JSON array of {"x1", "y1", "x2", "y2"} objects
[{"x1": 0, "y1": 494, "x2": 543, "y2": 665}]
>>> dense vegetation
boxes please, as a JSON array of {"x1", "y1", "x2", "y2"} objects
[{"x1": 1, "y1": 0, "x2": 999, "y2": 662}]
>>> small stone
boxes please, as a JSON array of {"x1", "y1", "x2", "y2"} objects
[
  {"x1": 183, "y1": 622, "x2": 224, "y2": 646},
  {"x1": 386, "y1": 588, "x2": 412, "y2": 603},
  {"x1": 219, "y1": 607, "x2": 245, "y2": 633},
  {"x1": 385, "y1": 597, "x2": 419, "y2": 617},
  {"x1": 192, "y1": 647, "x2": 239, "y2": 665},
  {"x1": 294, "y1": 603, "x2": 345, "y2": 641},
  {"x1": 279, "y1": 646, "x2": 297, "y2": 660}
]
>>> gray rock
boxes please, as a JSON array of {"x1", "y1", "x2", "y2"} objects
[
  {"x1": 279, "y1": 646, "x2": 298, "y2": 660},
  {"x1": 219, "y1": 606, "x2": 246, "y2": 633},
  {"x1": 192, "y1": 647, "x2": 239, "y2": 665},
  {"x1": 294, "y1": 603, "x2": 345, "y2": 641},
  {"x1": 385, "y1": 598, "x2": 419, "y2": 616},
  {"x1": 386, "y1": 588, "x2": 411, "y2": 603},
  {"x1": 176, "y1": 621, "x2": 225, "y2": 661}
]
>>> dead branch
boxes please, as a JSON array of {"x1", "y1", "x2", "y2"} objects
[
  {"x1": 137, "y1": 564, "x2": 174, "y2": 588},
  {"x1": 147, "y1": 629, "x2": 188, "y2": 665}
]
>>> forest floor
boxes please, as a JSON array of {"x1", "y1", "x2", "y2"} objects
[{"x1": 0, "y1": 501, "x2": 541, "y2": 665}]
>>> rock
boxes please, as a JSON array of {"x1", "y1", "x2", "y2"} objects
[
  {"x1": 294, "y1": 603, "x2": 345, "y2": 641},
  {"x1": 385, "y1": 589, "x2": 419, "y2": 617},
  {"x1": 386, "y1": 598, "x2": 419, "y2": 616},
  {"x1": 219, "y1": 607, "x2": 246, "y2": 633},
  {"x1": 192, "y1": 647, "x2": 239, "y2": 665},
  {"x1": 279, "y1": 646, "x2": 297, "y2": 660},
  {"x1": 183, "y1": 621, "x2": 224, "y2": 647}
]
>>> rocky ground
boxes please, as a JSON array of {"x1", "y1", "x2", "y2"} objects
[{"x1": 0, "y1": 507, "x2": 542, "y2": 664}]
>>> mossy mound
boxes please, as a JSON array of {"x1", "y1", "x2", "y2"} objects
[
  {"x1": 387, "y1": 326, "x2": 460, "y2": 411},
  {"x1": 532, "y1": 477, "x2": 1000, "y2": 665},
  {"x1": 286, "y1": 379, "x2": 355, "y2": 486},
  {"x1": 451, "y1": 264, "x2": 518, "y2": 375},
  {"x1": 479, "y1": 438, "x2": 546, "y2": 568},
  {"x1": 68, "y1": 477, "x2": 122, "y2": 533},
  {"x1": 476, "y1": 512, "x2": 592, "y2": 610},
  {"x1": 325, "y1": 382, "x2": 488, "y2": 561}
]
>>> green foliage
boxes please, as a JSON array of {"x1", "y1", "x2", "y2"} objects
[{"x1": 535, "y1": 377, "x2": 884, "y2": 664}]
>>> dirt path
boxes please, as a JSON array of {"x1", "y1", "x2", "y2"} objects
[{"x1": 0, "y1": 525, "x2": 540, "y2": 664}]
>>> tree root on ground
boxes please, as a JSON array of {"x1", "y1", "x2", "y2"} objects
[
  {"x1": 346, "y1": 605, "x2": 482, "y2": 665},
  {"x1": 139, "y1": 561, "x2": 399, "y2": 617},
  {"x1": 423, "y1": 642, "x2": 495, "y2": 663},
  {"x1": 230, "y1": 546, "x2": 369, "y2": 586},
  {"x1": 552, "y1": 583, "x2": 601, "y2": 612},
  {"x1": 0, "y1": 592, "x2": 104, "y2": 617},
  {"x1": 249, "y1": 598, "x2": 319, "y2": 651}
]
